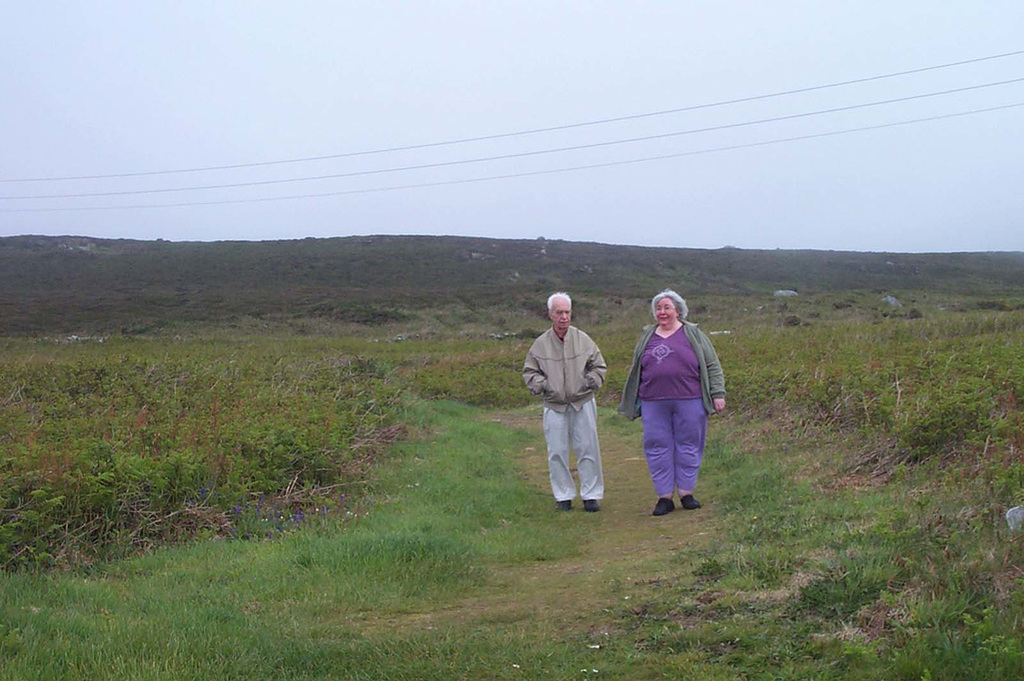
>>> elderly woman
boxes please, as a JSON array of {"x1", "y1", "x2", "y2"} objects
[{"x1": 618, "y1": 289, "x2": 726, "y2": 516}]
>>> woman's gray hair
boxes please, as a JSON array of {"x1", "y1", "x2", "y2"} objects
[
  {"x1": 547, "y1": 291, "x2": 572, "y2": 311},
  {"x1": 651, "y1": 289, "x2": 688, "y2": 320}
]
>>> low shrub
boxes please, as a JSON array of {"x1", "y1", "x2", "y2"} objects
[
  {"x1": 407, "y1": 346, "x2": 533, "y2": 408},
  {"x1": 720, "y1": 312, "x2": 1024, "y2": 469},
  {"x1": 0, "y1": 341, "x2": 402, "y2": 570}
]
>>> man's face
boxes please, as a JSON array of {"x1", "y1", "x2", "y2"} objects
[{"x1": 549, "y1": 297, "x2": 572, "y2": 335}]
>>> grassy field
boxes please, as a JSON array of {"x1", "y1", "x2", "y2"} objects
[
  {"x1": 6, "y1": 304, "x2": 1022, "y2": 571},
  {"x1": 4, "y1": 396, "x2": 1023, "y2": 679},
  {"x1": 2, "y1": 235, "x2": 1024, "y2": 678}
]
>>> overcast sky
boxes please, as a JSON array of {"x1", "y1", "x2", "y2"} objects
[{"x1": 2, "y1": 2, "x2": 1023, "y2": 252}]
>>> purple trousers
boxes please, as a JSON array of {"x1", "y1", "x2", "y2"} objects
[{"x1": 640, "y1": 398, "x2": 707, "y2": 496}]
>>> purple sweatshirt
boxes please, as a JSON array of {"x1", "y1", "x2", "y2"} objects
[{"x1": 638, "y1": 327, "x2": 702, "y2": 401}]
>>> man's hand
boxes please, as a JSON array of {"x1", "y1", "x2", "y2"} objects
[{"x1": 713, "y1": 397, "x2": 726, "y2": 413}]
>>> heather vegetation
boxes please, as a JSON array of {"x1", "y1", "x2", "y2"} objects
[
  {"x1": 3, "y1": 234, "x2": 1022, "y2": 335},
  {"x1": 2, "y1": 235, "x2": 1024, "y2": 679}
]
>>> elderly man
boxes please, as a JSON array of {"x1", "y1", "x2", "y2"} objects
[{"x1": 523, "y1": 292, "x2": 607, "y2": 512}]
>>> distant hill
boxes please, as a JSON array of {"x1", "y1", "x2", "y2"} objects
[{"x1": 1, "y1": 234, "x2": 1022, "y2": 335}]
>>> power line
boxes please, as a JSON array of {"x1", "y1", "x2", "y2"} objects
[
  {"x1": 3, "y1": 48, "x2": 1023, "y2": 184},
  {"x1": 4, "y1": 76, "x2": 1023, "y2": 201},
  {"x1": 4, "y1": 101, "x2": 1020, "y2": 213}
]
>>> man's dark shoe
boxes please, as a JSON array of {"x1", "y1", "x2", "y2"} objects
[
  {"x1": 556, "y1": 500, "x2": 573, "y2": 511},
  {"x1": 680, "y1": 494, "x2": 702, "y2": 510},
  {"x1": 583, "y1": 499, "x2": 600, "y2": 512},
  {"x1": 652, "y1": 498, "x2": 675, "y2": 516}
]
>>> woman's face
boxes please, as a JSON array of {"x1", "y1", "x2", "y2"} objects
[{"x1": 654, "y1": 298, "x2": 679, "y2": 326}]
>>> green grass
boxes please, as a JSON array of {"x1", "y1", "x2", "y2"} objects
[
  {"x1": 615, "y1": 420, "x2": 1024, "y2": 680},
  {"x1": 0, "y1": 400, "x2": 581, "y2": 680},
  {"x1": 4, "y1": 397, "x2": 1024, "y2": 678}
]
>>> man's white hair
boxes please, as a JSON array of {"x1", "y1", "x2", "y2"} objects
[
  {"x1": 547, "y1": 292, "x2": 572, "y2": 312},
  {"x1": 651, "y1": 289, "x2": 688, "y2": 320}
]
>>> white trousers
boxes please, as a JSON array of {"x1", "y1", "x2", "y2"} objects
[{"x1": 542, "y1": 398, "x2": 604, "y2": 502}]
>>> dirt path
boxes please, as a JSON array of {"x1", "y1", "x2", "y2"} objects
[{"x1": 366, "y1": 406, "x2": 723, "y2": 635}]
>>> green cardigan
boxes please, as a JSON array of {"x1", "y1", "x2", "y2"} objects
[{"x1": 617, "y1": 321, "x2": 726, "y2": 419}]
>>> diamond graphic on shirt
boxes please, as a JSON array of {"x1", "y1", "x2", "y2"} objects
[{"x1": 650, "y1": 343, "x2": 674, "y2": 363}]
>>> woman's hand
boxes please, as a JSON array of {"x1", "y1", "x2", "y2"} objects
[{"x1": 713, "y1": 397, "x2": 726, "y2": 413}]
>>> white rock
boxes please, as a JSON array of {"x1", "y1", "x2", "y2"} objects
[{"x1": 1007, "y1": 506, "x2": 1024, "y2": 531}]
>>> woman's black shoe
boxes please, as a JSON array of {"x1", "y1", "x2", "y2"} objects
[
  {"x1": 652, "y1": 498, "x2": 675, "y2": 516},
  {"x1": 680, "y1": 494, "x2": 702, "y2": 510}
]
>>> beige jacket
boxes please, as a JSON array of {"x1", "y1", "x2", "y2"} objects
[{"x1": 523, "y1": 326, "x2": 607, "y2": 413}]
